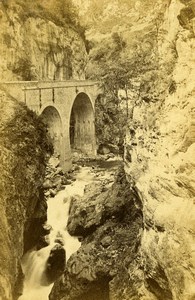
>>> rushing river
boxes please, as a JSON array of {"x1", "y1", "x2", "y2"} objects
[{"x1": 19, "y1": 167, "x2": 95, "y2": 300}]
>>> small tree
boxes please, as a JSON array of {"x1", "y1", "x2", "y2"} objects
[{"x1": 88, "y1": 28, "x2": 161, "y2": 151}]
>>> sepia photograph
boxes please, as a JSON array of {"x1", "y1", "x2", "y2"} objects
[{"x1": 0, "y1": 0, "x2": 194, "y2": 299}]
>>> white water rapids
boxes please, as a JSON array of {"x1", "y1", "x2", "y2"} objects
[{"x1": 19, "y1": 167, "x2": 94, "y2": 300}]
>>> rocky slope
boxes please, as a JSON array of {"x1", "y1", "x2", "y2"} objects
[
  {"x1": 0, "y1": 1, "x2": 87, "y2": 81},
  {"x1": 50, "y1": 0, "x2": 195, "y2": 299},
  {"x1": 0, "y1": 91, "x2": 51, "y2": 300},
  {"x1": 49, "y1": 164, "x2": 143, "y2": 300}
]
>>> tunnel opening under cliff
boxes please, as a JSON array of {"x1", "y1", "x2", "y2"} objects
[
  {"x1": 41, "y1": 106, "x2": 63, "y2": 158},
  {"x1": 69, "y1": 92, "x2": 96, "y2": 155}
]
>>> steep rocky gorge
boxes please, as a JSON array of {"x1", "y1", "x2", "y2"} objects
[
  {"x1": 49, "y1": 1, "x2": 195, "y2": 299},
  {"x1": 0, "y1": 0, "x2": 194, "y2": 299}
]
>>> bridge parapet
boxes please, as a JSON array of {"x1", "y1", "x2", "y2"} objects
[{"x1": 1, "y1": 80, "x2": 99, "y2": 105}]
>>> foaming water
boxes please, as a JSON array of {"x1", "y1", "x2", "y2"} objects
[{"x1": 19, "y1": 167, "x2": 94, "y2": 300}]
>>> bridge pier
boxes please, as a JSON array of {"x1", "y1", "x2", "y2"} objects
[{"x1": 2, "y1": 81, "x2": 99, "y2": 171}]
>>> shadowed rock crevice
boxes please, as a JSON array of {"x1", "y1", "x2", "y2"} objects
[
  {"x1": 144, "y1": 260, "x2": 173, "y2": 300},
  {"x1": 146, "y1": 277, "x2": 173, "y2": 300},
  {"x1": 72, "y1": 277, "x2": 110, "y2": 300},
  {"x1": 23, "y1": 188, "x2": 48, "y2": 253}
]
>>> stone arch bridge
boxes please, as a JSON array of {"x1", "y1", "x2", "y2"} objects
[{"x1": 2, "y1": 80, "x2": 99, "y2": 170}]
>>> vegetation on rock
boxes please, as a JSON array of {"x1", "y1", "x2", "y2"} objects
[
  {"x1": 76, "y1": 0, "x2": 175, "y2": 151},
  {"x1": 0, "y1": 91, "x2": 52, "y2": 299},
  {"x1": 4, "y1": 0, "x2": 82, "y2": 33}
]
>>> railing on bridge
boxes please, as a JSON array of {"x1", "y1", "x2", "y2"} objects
[{"x1": 0, "y1": 80, "x2": 99, "y2": 106}]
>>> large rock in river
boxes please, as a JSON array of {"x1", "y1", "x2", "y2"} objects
[{"x1": 45, "y1": 244, "x2": 66, "y2": 284}]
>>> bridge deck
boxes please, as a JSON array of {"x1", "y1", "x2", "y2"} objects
[{"x1": 1, "y1": 80, "x2": 98, "y2": 89}]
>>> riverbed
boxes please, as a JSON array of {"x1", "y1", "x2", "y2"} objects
[{"x1": 19, "y1": 159, "x2": 120, "y2": 300}]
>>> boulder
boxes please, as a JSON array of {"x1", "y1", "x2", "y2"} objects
[
  {"x1": 100, "y1": 236, "x2": 112, "y2": 248},
  {"x1": 49, "y1": 189, "x2": 57, "y2": 197},
  {"x1": 50, "y1": 169, "x2": 142, "y2": 300},
  {"x1": 43, "y1": 179, "x2": 52, "y2": 189},
  {"x1": 98, "y1": 145, "x2": 111, "y2": 155},
  {"x1": 45, "y1": 244, "x2": 66, "y2": 284},
  {"x1": 48, "y1": 157, "x2": 60, "y2": 169},
  {"x1": 54, "y1": 167, "x2": 64, "y2": 175},
  {"x1": 98, "y1": 144, "x2": 119, "y2": 155},
  {"x1": 51, "y1": 176, "x2": 62, "y2": 188}
]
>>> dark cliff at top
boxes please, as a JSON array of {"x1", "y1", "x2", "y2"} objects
[{"x1": 0, "y1": 0, "x2": 87, "y2": 81}]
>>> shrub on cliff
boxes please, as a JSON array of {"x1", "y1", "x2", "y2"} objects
[
  {"x1": 3, "y1": 100, "x2": 53, "y2": 162},
  {"x1": 0, "y1": 94, "x2": 53, "y2": 228},
  {"x1": 84, "y1": 1, "x2": 171, "y2": 150},
  {"x1": 10, "y1": 0, "x2": 83, "y2": 34}
]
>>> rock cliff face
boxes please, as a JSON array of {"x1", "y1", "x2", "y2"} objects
[
  {"x1": 123, "y1": 0, "x2": 195, "y2": 299},
  {"x1": 50, "y1": 0, "x2": 195, "y2": 299},
  {"x1": 0, "y1": 1, "x2": 87, "y2": 81},
  {"x1": 0, "y1": 91, "x2": 51, "y2": 300}
]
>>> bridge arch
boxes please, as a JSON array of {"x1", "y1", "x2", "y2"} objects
[
  {"x1": 69, "y1": 92, "x2": 96, "y2": 155},
  {"x1": 41, "y1": 105, "x2": 63, "y2": 157}
]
